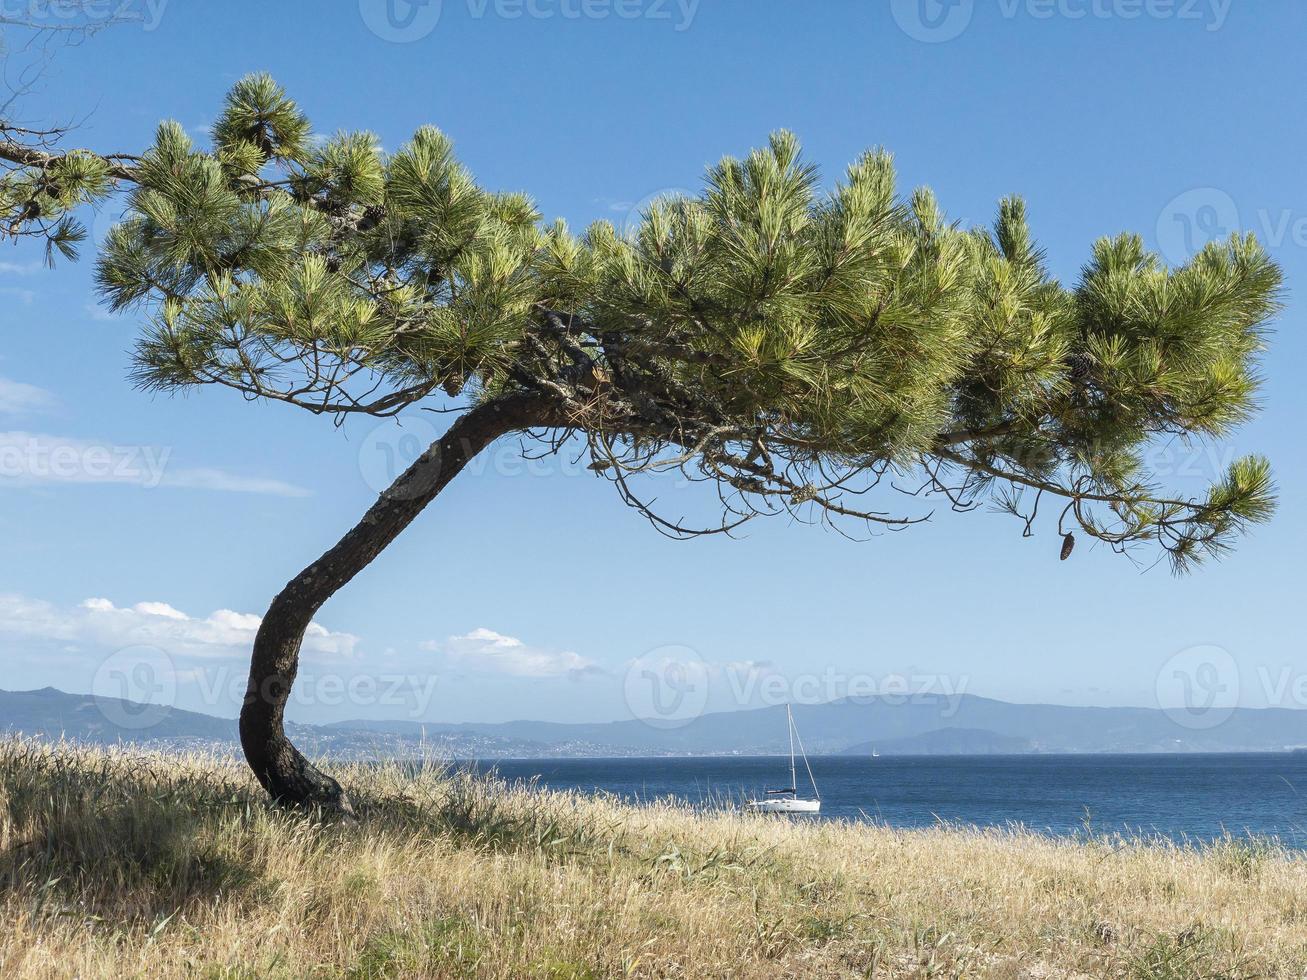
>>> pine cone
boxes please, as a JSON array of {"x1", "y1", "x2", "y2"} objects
[
  {"x1": 790, "y1": 483, "x2": 818, "y2": 505},
  {"x1": 357, "y1": 205, "x2": 387, "y2": 232},
  {"x1": 1060, "y1": 532, "x2": 1076, "y2": 561},
  {"x1": 1068, "y1": 353, "x2": 1094, "y2": 382}
]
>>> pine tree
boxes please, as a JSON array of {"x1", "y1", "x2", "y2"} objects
[{"x1": 0, "y1": 75, "x2": 1281, "y2": 813}]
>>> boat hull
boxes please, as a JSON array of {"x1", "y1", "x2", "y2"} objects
[{"x1": 747, "y1": 798, "x2": 820, "y2": 814}]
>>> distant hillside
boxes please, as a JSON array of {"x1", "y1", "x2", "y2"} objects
[
  {"x1": 0, "y1": 688, "x2": 618, "y2": 758},
  {"x1": 0, "y1": 686, "x2": 236, "y2": 744},
  {"x1": 6, "y1": 687, "x2": 1307, "y2": 757},
  {"x1": 842, "y1": 727, "x2": 1034, "y2": 756},
  {"x1": 337, "y1": 693, "x2": 1307, "y2": 755}
]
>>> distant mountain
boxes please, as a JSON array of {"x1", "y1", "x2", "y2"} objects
[
  {"x1": 842, "y1": 727, "x2": 1034, "y2": 756},
  {"x1": 0, "y1": 686, "x2": 236, "y2": 744},
  {"x1": 5, "y1": 687, "x2": 1307, "y2": 757},
  {"x1": 0, "y1": 687, "x2": 621, "y2": 758},
  {"x1": 338, "y1": 693, "x2": 1307, "y2": 755}
]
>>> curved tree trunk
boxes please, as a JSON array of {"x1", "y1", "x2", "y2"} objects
[{"x1": 239, "y1": 394, "x2": 550, "y2": 815}]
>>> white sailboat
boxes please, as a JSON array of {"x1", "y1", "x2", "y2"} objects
[{"x1": 747, "y1": 704, "x2": 821, "y2": 814}]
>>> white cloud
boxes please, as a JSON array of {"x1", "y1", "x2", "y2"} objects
[
  {"x1": 723, "y1": 659, "x2": 775, "y2": 678},
  {"x1": 424, "y1": 627, "x2": 602, "y2": 679},
  {"x1": 0, "y1": 287, "x2": 36, "y2": 304},
  {"x1": 84, "y1": 303, "x2": 119, "y2": 323},
  {"x1": 0, "y1": 593, "x2": 358, "y2": 662},
  {"x1": 0, "y1": 261, "x2": 42, "y2": 276},
  {"x1": 131, "y1": 601, "x2": 188, "y2": 620},
  {"x1": 162, "y1": 467, "x2": 311, "y2": 497},
  {"x1": 0, "y1": 378, "x2": 57, "y2": 415},
  {"x1": 0, "y1": 431, "x2": 309, "y2": 496},
  {"x1": 620, "y1": 653, "x2": 773, "y2": 682}
]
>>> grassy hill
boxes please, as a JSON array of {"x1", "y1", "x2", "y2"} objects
[{"x1": 2, "y1": 740, "x2": 1306, "y2": 978}]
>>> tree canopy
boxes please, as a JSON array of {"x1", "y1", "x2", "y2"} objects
[
  {"x1": 2, "y1": 72, "x2": 1280, "y2": 569},
  {"x1": 0, "y1": 71, "x2": 1284, "y2": 810}
]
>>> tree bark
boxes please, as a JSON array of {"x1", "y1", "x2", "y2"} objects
[{"x1": 239, "y1": 394, "x2": 551, "y2": 815}]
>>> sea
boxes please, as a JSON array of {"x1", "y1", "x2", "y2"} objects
[{"x1": 455, "y1": 753, "x2": 1307, "y2": 846}]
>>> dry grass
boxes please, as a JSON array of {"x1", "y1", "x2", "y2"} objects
[{"x1": 2, "y1": 740, "x2": 1306, "y2": 978}]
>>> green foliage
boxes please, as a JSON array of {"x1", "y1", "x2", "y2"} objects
[
  {"x1": 211, "y1": 72, "x2": 312, "y2": 165},
  {"x1": 3, "y1": 74, "x2": 1285, "y2": 569},
  {"x1": 0, "y1": 148, "x2": 109, "y2": 263},
  {"x1": 1210, "y1": 835, "x2": 1278, "y2": 881},
  {"x1": 348, "y1": 917, "x2": 483, "y2": 979},
  {"x1": 1127, "y1": 925, "x2": 1245, "y2": 980}
]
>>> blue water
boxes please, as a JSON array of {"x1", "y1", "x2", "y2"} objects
[{"x1": 458, "y1": 754, "x2": 1307, "y2": 845}]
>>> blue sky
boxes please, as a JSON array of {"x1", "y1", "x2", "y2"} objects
[{"x1": 2, "y1": 0, "x2": 1305, "y2": 726}]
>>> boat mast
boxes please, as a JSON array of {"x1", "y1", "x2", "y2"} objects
[
  {"x1": 788, "y1": 706, "x2": 821, "y2": 802},
  {"x1": 787, "y1": 703, "x2": 797, "y2": 792}
]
